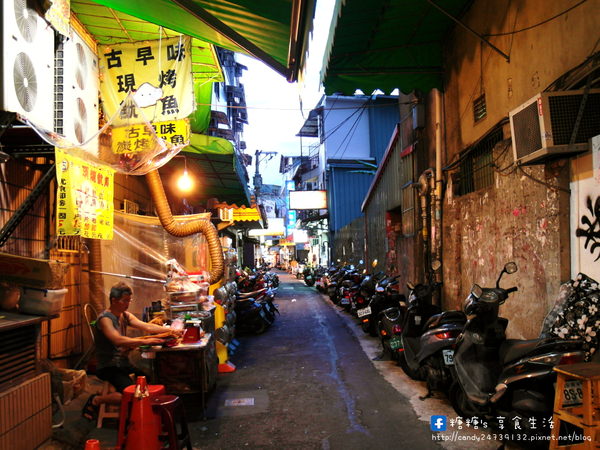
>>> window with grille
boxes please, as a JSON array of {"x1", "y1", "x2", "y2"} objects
[{"x1": 458, "y1": 128, "x2": 503, "y2": 195}]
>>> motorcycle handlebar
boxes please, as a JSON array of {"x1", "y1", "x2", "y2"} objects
[{"x1": 506, "y1": 286, "x2": 518, "y2": 294}]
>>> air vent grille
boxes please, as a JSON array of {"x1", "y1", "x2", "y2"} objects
[{"x1": 548, "y1": 92, "x2": 600, "y2": 145}]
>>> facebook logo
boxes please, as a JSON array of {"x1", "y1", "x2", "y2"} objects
[{"x1": 430, "y1": 415, "x2": 447, "y2": 431}]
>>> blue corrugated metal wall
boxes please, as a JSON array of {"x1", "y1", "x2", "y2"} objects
[
  {"x1": 328, "y1": 166, "x2": 374, "y2": 231},
  {"x1": 369, "y1": 99, "x2": 399, "y2": 163}
]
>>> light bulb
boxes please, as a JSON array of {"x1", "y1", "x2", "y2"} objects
[{"x1": 177, "y1": 169, "x2": 194, "y2": 192}]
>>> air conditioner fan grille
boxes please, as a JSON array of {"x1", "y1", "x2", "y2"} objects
[
  {"x1": 512, "y1": 101, "x2": 541, "y2": 159},
  {"x1": 548, "y1": 93, "x2": 600, "y2": 145}
]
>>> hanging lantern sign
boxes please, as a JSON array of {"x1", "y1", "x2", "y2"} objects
[
  {"x1": 99, "y1": 36, "x2": 194, "y2": 123},
  {"x1": 55, "y1": 148, "x2": 115, "y2": 239}
]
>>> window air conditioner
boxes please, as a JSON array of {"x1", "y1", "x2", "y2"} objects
[
  {"x1": 509, "y1": 89, "x2": 600, "y2": 165},
  {"x1": 1, "y1": 0, "x2": 55, "y2": 131},
  {"x1": 56, "y1": 27, "x2": 99, "y2": 146}
]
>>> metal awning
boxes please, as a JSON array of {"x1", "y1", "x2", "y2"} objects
[
  {"x1": 296, "y1": 107, "x2": 321, "y2": 137},
  {"x1": 158, "y1": 134, "x2": 252, "y2": 206},
  {"x1": 321, "y1": 0, "x2": 474, "y2": 95},
  {"x1": 82, "y1": 0, "x2": 317, "y2": 81}
]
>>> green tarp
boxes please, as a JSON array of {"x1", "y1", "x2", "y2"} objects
[
  {"x1": 158, "y1": 134, "x2": 252, "y2": 206},
  {"x1": 322, "y1": 0, "x2": 473, "y2": 95},
  {"x1": 83, "y1": 0, "x2": 316, "y2": 81}
]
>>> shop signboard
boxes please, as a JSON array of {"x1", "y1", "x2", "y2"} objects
[
  {"x1": 99, "y1": 36, "x2": 194, "y2": 122},
  {"x1": 111, "y1": 119, "x2": 190, "y2": 154},
  {"x1": 55, "y1": 148, "x2": 115, "y2": 239}
]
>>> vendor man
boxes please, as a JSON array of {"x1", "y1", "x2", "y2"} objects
[{"x1": 82, "y1": 282, "x2": 180, "y2": 420}]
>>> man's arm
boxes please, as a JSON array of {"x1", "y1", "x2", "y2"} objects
[
  {"x1": 126, "y1": 312, "x2": 182, "y2": 337},
  {"x1": 97, "y1": 316, "x2": 165, "y2": 347}
]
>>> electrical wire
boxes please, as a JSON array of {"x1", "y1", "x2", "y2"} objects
[
  {"x1": 516, "y1": 164, "x2": 570, "y2": 194},
  {"x1": 485, "y1": 0, "x2": 588, "y2": 37}
]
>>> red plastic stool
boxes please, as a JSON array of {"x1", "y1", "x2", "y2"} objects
[
  {"x1": 116, "y1": 383, "x2": 166, "y2": 449},
  {"x1": 151, "y1": 395, "x2": 192, "y2": 450}
]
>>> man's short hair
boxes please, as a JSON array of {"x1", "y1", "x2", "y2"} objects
[{"x1": 109, "y1": 282, "x2": 132, "y2": 303}]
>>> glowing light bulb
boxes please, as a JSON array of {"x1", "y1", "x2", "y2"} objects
[{"x1": 177, "y1": 169, "x2": 194, "y2": 192}]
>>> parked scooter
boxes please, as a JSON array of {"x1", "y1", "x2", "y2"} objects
[
  {"x1": 449, "y1": 262, "x2": 585, "y2": 437},
  {"x1": 358, "y1": 271, "x2": 399, "y2": 336},
  {"x1": 398, "y1": 261, "x2": 467, "y2": 395},
  {"x1": 303, "y1": 265, "x2": 315, "y2": 286},
  {"x1": 377, "y1": 298, "x2": 407, "y2": 361}
]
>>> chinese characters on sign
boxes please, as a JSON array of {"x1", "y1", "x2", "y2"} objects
[
  {"x1": 111, "y1": 119, "x2": 190, "y2": 154},
  {"x1": 56, "y1": 148, "x2": 115, "y2": 239},
  {"x1": 99, "y1": 37, "x2": 194, "y2": 123}
]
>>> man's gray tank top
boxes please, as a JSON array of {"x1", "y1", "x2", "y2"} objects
[{"x1": 94, "y1": 311, "x2": 131, "y2": 369}]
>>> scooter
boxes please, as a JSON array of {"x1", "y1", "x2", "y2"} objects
[
  {"x1": 398, "y1": 263, "x2": 466, "y2": 396},
  {"x1": 234, "y1": 295, "x2": 272, "y2": 334},
  {"x1": 449, "y1": 262, "x2": 585, "y2": 437}
]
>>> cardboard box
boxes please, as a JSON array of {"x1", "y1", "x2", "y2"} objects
[{"x1": 0, "y1": 252, "x2": 69, "y2": 289}]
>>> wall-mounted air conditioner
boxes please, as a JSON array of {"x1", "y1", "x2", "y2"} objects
[
  {"x1": 1, "y1": 0, "x2": 55, "y2": 131},
  {"x1": 56, "y1": 27, "x2": 99, "y2": 146},
  {"x1": 509, "y1": 89, "x2": 600, "y2": 165}
]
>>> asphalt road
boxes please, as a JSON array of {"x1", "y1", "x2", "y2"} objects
[{"x1": 194, "y1": 271, "x2": 442, "y2": 449}]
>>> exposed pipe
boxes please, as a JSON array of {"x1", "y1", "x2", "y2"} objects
[
  {"x1": 145, "y1": 169, "x2": 224, "y2": 285},
  {"x1": 434, "y1": 89, "x2": 443, "y2": 267}
]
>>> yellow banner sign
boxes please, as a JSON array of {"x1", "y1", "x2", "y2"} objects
[
  {"x1": 99, "y1": 37, "x2": 194, "y2": 122},
  {"x1": 111, "y1": 119, "x2": 190, "y2": 154},
  {"x1": 56, "y1": 148, "x2": 115, "y2": 239}
]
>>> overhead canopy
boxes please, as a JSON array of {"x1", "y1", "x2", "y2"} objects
[
  {"x1": 321, "y1": 0, "x2": 473, "y2": 95},
  {"x1": 158, "y1": 134, "x2": 252, "y2": 207},
  {"x1": 83, "y1": 0, "x2": 317, "y2": 81},
  {"x1": 71, "y1": 1, "x2": 224, "y2": 84}
]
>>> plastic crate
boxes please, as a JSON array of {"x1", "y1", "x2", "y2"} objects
[{"x1": 19, "y1": 287, "x2": 68, "y2": 316}]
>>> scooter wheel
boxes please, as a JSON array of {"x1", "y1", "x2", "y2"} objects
[
  {"x1": 448, "y1": 381, "x2": 479, "y2": 419},
  {"x1": 398, "y1": 352, "x2": 424, "y2": 381}
]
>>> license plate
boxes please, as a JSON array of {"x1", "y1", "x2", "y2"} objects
[
  {"x1": 357, "y1": 306, "x2": 372, "y2": 318},
  {"x1": 562, "y1": 380, "x2": 583, "y2": 406},
  {"x1": 442, "y1": 349, "x2": 454, "y2": 365},
  {"x1": 340, "y1": 298, "x2": 350, "y2": 305},
  {"x1": 390, "y1": 336, "x2": 403, "y2": 350}
]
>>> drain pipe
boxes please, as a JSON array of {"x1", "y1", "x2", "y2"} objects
[
  {"x1": 145, "y1": 169, "x2": 224, "y2": 285},
  {"x1": 434, "y1": 89, "x2": 443, "y2": 266}
]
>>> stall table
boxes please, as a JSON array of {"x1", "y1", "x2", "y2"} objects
[{"x1": 144, "y1": 333, "x2": 215, "y2": 418}]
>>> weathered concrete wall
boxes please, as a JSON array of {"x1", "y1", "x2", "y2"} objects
[
  {"x1": 438, "y1": 0, "x2": 596, "y2": 339},
  {"x1": 443, "y1": 140, "x2": 570, "y2": 338}
]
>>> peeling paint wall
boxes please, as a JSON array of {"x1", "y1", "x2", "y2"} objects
[
  {"x1": 439, "y1": 0, "x2": 596, "y2": 339},
  {"x1": 443, "y1": 143, "x2": 571, "y2": 338}
]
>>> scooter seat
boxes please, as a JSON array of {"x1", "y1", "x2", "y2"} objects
[
  {"x1": 499, "y1": 338, "x2": 557, "y2": 364},
  {"x1": 424, "y1": 311, "x2": 466, "y2": 330},
  {"x1": 237, "y1": 288, "x2": 267, "y2": 299}
]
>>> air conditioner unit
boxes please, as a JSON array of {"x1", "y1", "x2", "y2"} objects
[
  {"x1": 509, "y1": 89, "x2": 600, "y2": 165},
  {"x1": 1, "y1": 0, "x2": 55, "y2": 131},
  {"x1": 219, "y1": 208, "x2": 234, "y2": 222},
  {"x1": 56, "y1": 27, "x2": 99, "y2": 146}
]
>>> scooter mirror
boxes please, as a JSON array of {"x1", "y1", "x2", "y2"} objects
[
  {"x1": 505, "y1": 262, "x2": 518, "y2": 274},
  {"x1": 431, "y1": 260, "x2": 441, "y2": 271},
  {"x1": 407, "y1": 282, "x2": 415, "y2": 290}
]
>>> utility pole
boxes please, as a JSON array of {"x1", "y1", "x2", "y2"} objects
[{"x1": 253, "y1": 150, "x2": 277, "y2": 198}]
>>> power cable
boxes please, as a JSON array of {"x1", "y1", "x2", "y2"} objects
[{"x1": 485, "y1": 0, "x2": 588, "y2": 36}]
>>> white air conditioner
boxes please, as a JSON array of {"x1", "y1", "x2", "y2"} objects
[
  {"x1": 219, "y1": 208, "x2": 234, "y2": 222},
  {"x1": 509, "y1": 89, "x2": 600, "y2": 165},
  {"x1": 57, "y1": 28, "x2": 99, "y2": 146},
  {"x1": 1, "y1": 0, "x2": 55, "y2": 131}
]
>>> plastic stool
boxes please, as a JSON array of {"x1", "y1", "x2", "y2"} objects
[
  {"x1": 116, "y1": 384, "x2": 166, "y2": 449},
  {"x1": 550, "y1": 362, "x2": 600, "y2": 449},
  {"x1": 151, "y1": 395, "x2": 192, "y2": 450},
  {"x1": 96, "y1": 381, "x2": 120, "y2": 428}
]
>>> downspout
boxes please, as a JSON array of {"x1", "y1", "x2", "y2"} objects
[
  {"x1": 434, "y1": 89, "x2": 443, "y2": 266},
  {"x1": 145, "y1": 169, "x2": 224, "y2": 285}
]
